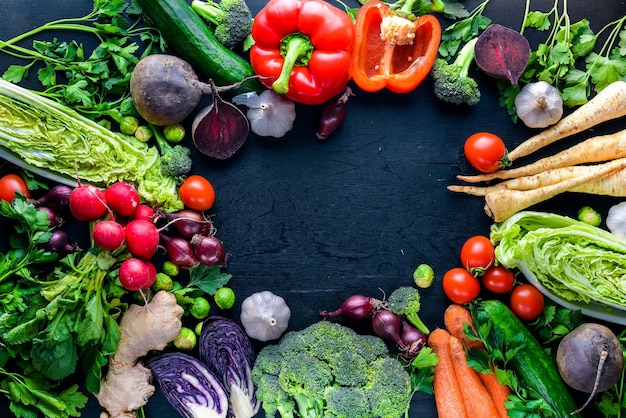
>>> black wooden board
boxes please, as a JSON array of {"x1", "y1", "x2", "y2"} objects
[{"x1": 1, "y1": 0, "x2": 626, "y2": 417}]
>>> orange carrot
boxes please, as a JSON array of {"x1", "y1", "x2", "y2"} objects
[
  {"x1": 449, "y1": 334, "x2": 500, "y2": 418},
  {"x1": 508, "y1": 80, "x2": 626, "y2": 161},
  {"x1": 443, "y1": 304, "x2": 484, "y2": 351},
  {"x1": 444, "y1": 304, "x2": 511, "y2": 418},
  {"x1": 428, "y1": 328, "x2": 469, "y2": 418}
]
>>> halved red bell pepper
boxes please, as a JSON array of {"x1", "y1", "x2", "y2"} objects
[
  {"x1": 351, "y1": 1, "x2": 441, "y2": 93},
  {"x1": 249, "y1": 0, "x2": 355, "y2": 105}
]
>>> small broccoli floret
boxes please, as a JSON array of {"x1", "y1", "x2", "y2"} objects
[
  {"x1": 431, "y1": 37, "x2": 481, "y2": 106},
  {"x1": 192, "y1": 0, "x2": 253, "y2": 49},
  {"x1": 251, "y1": 321, "x2": 413, "y2": 418},
  {"x1": 150, "y1": 125, "x2": 192, "y2": 184},
  {"x1": 388, "y1": 286, "x2": 430, "y2": 336}
]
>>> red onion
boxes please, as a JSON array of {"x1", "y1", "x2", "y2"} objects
[
  {"x1": 43, "y1": 229, "x2": 78, "y2": 254},
  {"x1": 319, "y1": 294, "x2": 386, "y2": 320},
  {"x1": 400, "y1": 320, "x2": 427, "y2": 356},
  {"x1": 191, "y1": 234, "x2": 229, "y2": 267},
  {"x1": 160, "y1": 233, "x2": 198, "y2": 268},
  {"x1": 39, "y1": 206, "x2": 61, "y2": 228},
  {"x1": 372, "y1": 310, "x2": 407, "y2": 350},
  {"x1": 156, "y1": 209, "x2": 214, "y2": 238},
  {"x1": 316, "y1": 87, "x2": 353, "y2": 140},
  {"x1": 31, "y1": 184, "x2": 73, "y2": 212}
]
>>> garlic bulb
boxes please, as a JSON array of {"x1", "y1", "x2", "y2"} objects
[
  {"x1": 232, "y1": 90, "x2": 296, "y2": 138},
  {"x1": 606, "y1": 201, "x2": 626, "y2": 241},
  {"x1": 515, "y1": 81, "x2": 563, "y2": 128},
  {"x1": 240, "y1": 291, "x2": 291, "y2": 341}
]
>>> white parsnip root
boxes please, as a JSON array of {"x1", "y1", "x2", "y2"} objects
[
  {"x1": 449, "y1": 81, "x2": 626, "y2": 221},
  {"x1": 96, "y1": 290, "x2": 184, "y2": 418}
]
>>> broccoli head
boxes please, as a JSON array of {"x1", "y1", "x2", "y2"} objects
[
  {"x1": 150, "y1": 125, "x2": 192, "y2": 183},
  {"x1": 388, "y1": 286, "x2": 430, "y2": 336},
  {"x1": 192, "y1": 0, "x2": 253, "y2": 49},
  {"x1": 431, "y1": 37, "x2": 481, "y2": 106},
  {"x1": 251, "y1": 321, "x2": 413, "y2": 418}
]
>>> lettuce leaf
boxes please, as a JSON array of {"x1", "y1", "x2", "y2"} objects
[{"x1": 490, "y1": 211, "x2": 626, "y2": 308}]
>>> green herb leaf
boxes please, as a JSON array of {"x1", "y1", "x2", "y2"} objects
[{"x1": 187, "y1": 265, "x2": 232, "y2": 295}]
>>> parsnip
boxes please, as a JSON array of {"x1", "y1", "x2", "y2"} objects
[
  {"x1": 508, "y1": 80, "x2": 626, "y2": 161},
  {"x1": 449, "y1": 166, "x2": 626, "y2": 196},
  {"x1": 483, "y1": 158, "x2": 626, "y2": 222},
  {"x1": 96, "y1": 291, "x2": 184, "y2": 418},
  {"x1": 458, "y1": 129, "x2": 626, "y2": 183}
]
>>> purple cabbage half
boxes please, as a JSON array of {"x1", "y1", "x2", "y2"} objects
[
  {"x1": 148, "y1": 352, "x2": 229, "y2": 418},
  {"x1": 199, "y1": 316, "x2": 260, "y2": 418}
]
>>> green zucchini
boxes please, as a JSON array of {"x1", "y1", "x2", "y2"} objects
[
  {"x1": 136, "y1": 0, "x2": 261, "y2": 92},
  {"x1": 476, "y1": 300, "x2": 582, "y2": 418}
]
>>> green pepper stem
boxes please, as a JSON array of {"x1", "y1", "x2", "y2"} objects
[{"x1": 272, "y1": 33, "x2": 314, "y2": 95}]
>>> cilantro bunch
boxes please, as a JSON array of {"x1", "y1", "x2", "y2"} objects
[
  {"x1": 500, "y1": 0, "x2": 626, "y2": 116},
  {"x1": 0, "y1": 0, "x2": 166, "y2": 123}
]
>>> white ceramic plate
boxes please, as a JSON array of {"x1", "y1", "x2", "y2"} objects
[{"x1": 519, "y1": 262, "x2": 626, "y2": 325}]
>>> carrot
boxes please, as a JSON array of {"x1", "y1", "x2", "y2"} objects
[
  {"x1": 483, "y1": 158, "x2": 626, "y2": 221},
  {"x1": 449, "y1": 166, "x2": 626, "y2": 196},
  {"x1": 428, "y1": 328, "x2": 469, "y2": 418},
  {"x1": 508, "y1": 80, "x2": 626, "y2": 162},
  {"x1": 444, "y1": 304, "x2": 484, "y2": 351},
  {"x1": 449, "y1": 334, "x2": 500, "y2": 418},
  {"x1": 479, "y1": 368, "x2": 512, "y2": 418},
  {"x1": 457, "y1": 128, "x2": 626, "y2": 183}
]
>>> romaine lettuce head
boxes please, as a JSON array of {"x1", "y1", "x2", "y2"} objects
[{"x1": 490, "y1": 211, "x2": 626, "y2": 308}]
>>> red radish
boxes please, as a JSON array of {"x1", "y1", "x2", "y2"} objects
[
  {"x1": 125, "y1": 219, "x2": 159, "y2": 260},
  {"x1": 69, "y1": 184, "x2": 108, "y2": 221},
  {"x1": 118, "y1": 258, "x2": 156, "y2": 291},
  {"x1": 105, "y1": 182, "x2": 140, "y2": 217},
  {"x1": 93, "y1": 220, "x2": 125, "y2": 251},
  {"x1": 131, "y1": 204, "x2": 155, "y2": 221},
  {"x1": 191, "y1": 234, "x2": 228, "y2": 266},
  {"x1": 160, "y1": 233, "x2": 198, "y2": 267}
]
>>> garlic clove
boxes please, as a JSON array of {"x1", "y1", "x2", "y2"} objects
[{"x1": 515, "y1": 81, "x2": 564, "y2": 128}]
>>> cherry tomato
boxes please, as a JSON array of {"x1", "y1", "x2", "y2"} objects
[
  {"x1": 0, "y1": 174, "x2": 30, "y2": 202},
  {"x1": 442, "y1": 267, "x2": 481, "y2": 304},
  {"x1": 464, "y1": 132, "x2": 507, "y2": 173},
  {"x1": 179, "y1": 175, "x2": 216, "y2": 211},
  {"x1": 482, "y1": 265, "x2": 515, "y2": 294},
  {"x1": 510, "y1": 284, "x2": 545, "y2": 321},
  {"x1": 460, "y1": 235, "x2": 495, "y2": 271}
]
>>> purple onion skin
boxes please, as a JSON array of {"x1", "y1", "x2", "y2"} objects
[
  {"x1": 400, "y1": 320, "x2": 427, "y2": 356},
  {"x1": 372, "y1": 310, "x2": 407, "y2": 350},
  {"x1": 199, "y1": 316, "x2": 260, "y2": 416},
  {"x1": 39, "y1": 206, "x2": 61, "y2": 228},
  {"x1": 319, "y1": 294, "x2": 375, "y2": 320},
  {"x1": 148, "y1": 352, "x2": 229, "y2": 418},
  {"x1": 160, "y1": 233, "x2": 198, "y2": 268},
  {"x1": 192, "y1": 234, "x2": 229, "y2": 267},
  {"x1": 43, "y1": 229, "x2": 79, "y2": 254},
  {"x1": 316, "y1": 87, "x2": 353, "y2": 140},
  {"x1": 157, "y1": 209, "x2": 214, "y2": 238},
  {"x1": 32, "y1": 185, "x2": 73, "y2": 212}
]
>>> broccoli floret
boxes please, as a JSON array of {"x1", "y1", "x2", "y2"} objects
[
  {"x1": 251, "y1": 321, "x2": 413, "y2": 418},
  {"x1": 431, "y1": 38, "x2": 481, "y2": 106},
  {"x1": 150, "y1": 124, "x2": 192, "y2": 184},
  {"x1": 192, "y1": 0, "x2": 253, "y2": 49},
  {"x1": 388, "y1": 286, "x2": 430, "y2": 336}
]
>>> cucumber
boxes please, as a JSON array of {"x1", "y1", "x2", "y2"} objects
[
  {"x1": 476, "y1": 300, "x2": 582, "y2": 418},
  {"x1": 136, "y1": 0, "x2": 261, "y2": 92}
]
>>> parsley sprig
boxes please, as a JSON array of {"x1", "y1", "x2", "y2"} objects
[
  {"x1": 499, "y1": 0, "x2": 626, "y2": 117},
  {"x1": 0, "y1": 0, "x2": 166, "y2": 123}
]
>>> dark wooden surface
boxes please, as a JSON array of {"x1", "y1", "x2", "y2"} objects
[{"x1": 1, "y1": 0, "x2": 626, "y2": 417}]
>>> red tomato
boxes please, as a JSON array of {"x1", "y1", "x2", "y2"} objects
[
  {"x1": 179, "y1": 175, "x2": 216, "y2": 211},
  {"x1": 0, "y1": 174, "x2": 30, "y2": 202},
  {"x1": 464, "y1": 132, "x2": 507, "y2": 173},
  {"x1": 482, "y1": 265, "x2": 515, "y2": 294},
  {"x1": 460, "y1": 235, "x2": 495, "y2": 271},
  {"x1": 442, "y1": 267, "x2": 481, "y2": 304},
  {"x1": 510, "y1": 284, "x2": 545, "y2": 321}
]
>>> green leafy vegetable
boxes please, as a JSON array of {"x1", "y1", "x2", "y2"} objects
[
  {"x1": 490, "y1": 210, "x2": 626, "y2": 308},
  {"x1": 0, "y1": 0, "x2": 165, "y2": 123},
  {"x1": 0, "y1": 79, "x2": 183, "y2": 211}
]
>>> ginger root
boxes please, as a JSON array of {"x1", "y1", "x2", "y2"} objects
[{"x1": 96, "y1": 290, "x2": 184, "y2": 418}]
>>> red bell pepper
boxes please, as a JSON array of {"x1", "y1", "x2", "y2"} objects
[
  {"x1": 351, "y1": 1, "x2": 441, "y2": 93},
  {"x1": 249, "y1": 0, "x2": 355, "y2": 105}
]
